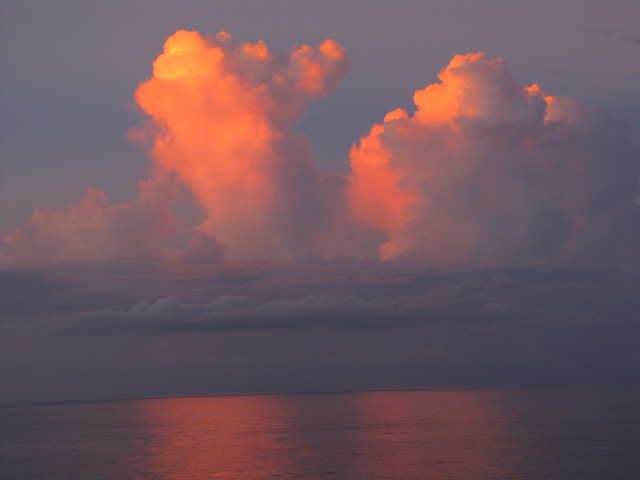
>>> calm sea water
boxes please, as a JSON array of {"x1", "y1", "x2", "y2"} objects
[{"x1": 1, "y1": 385, "x2": 639, "y2": 479}]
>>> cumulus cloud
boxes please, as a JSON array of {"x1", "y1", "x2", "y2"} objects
[
  {"x1": 183, "y1": 231, "x2": 227, "y2": 264},
  {"x1": 1, "y1": 30, "x2": 360, "y2": 265},
  {"x1": 348, "y1": 52, "x2": 640, "y2": 267},
  {"x1": 1, "y1": 34, "x2": 638, "y2": 271},
  {"x1": 132, "y1": 30, "x2": 351, "y2": 261},
  {"x1": 0, "y1": 179, "x2": 181, "y2": 265}
]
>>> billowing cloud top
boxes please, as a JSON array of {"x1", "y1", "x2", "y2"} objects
[
  {"x1": 349, "y1": 52, "x2": 640, "y2": 267},
  {"x1": 133, "y1": 30, "x2": 350, "y2": 261},
  {"x1": 1, "y1": 32, "x2": 639, "y2": 269}
]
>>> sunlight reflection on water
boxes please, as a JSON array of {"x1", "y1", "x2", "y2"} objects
[{"x1": 2, "y1": 385, "x2": 640, "y2": 479}]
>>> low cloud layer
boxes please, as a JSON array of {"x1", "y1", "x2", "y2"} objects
[
  {"x1": 54, "y1": 269, "x2": 640, "y2": 337},
  {"x1": 3, "y1": 261, "x2": 638, "y2": 337},
  {"x1": 2, "y1": 261, "x2": 639, "y2": 402}
]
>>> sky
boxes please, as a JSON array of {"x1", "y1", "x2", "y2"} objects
[{"x1": 1, "y1": 0, "x2": 639, "y2": 404}]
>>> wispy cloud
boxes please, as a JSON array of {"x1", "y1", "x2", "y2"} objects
[{"x1": 587, "y1": 27, "x2": 640, "y2": 46}]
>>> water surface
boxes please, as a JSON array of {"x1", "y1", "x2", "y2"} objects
[{"x1": 2, "y1": 385, "x2": 639, "y2": 479}]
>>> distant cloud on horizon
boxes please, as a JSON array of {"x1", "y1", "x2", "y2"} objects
[
  {"x1": 46, "y1": 264, "x2": 640, "y2": 337},
  {"x1": 588, "y1": 27, "x2": 640, "y2": 46},
  {"x1": 3, "y1": 261, "x2": 639, "y2": 397}
]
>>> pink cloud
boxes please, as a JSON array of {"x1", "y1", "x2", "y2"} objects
[
  {"x1": 1, "y1": 180, "x2": 180, "y2": 265},
  {"x1": 348, "y1": 52, "x2": 640, "y2": 267},
  {"x1": 2, "y1": 37, "x2": 638, "y2": 270},
  {"x1": 132, "y1": 30, "x2": 350, "y2": 262}
]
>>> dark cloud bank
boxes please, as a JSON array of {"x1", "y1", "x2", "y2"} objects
[{"x1": 2, "y1": 261, "x2": 639, "y2": 403}]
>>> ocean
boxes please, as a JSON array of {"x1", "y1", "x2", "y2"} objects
[{"x1": 1, "y1": 385, "x2": 639, "y2": 479}]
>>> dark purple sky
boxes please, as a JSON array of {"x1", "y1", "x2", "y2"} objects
[{"x1": 1, "y1": 1, "x2": 639, "y2": 403}]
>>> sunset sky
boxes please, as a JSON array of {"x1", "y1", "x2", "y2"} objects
[{"x1": 1, "y1": 1, "x2": 639, "y2": 403}]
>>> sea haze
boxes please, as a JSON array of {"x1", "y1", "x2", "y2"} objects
[{"x1": 2, "y1": 385, "x2": 639, "y2": 479}]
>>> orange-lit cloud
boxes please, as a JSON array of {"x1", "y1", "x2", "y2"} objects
[
  {"x1": 132, "y1": 30, "x2": 349, "y2": 261},
  {"x1": 348, "y1": 52, "x2": 640, "y2": 266},
  {"x1": 1, "y1": 36, "x2": 638, "y2": 269},
  {"x1": 1, "y1": 180, "x2": 180, "y2": 265}
]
